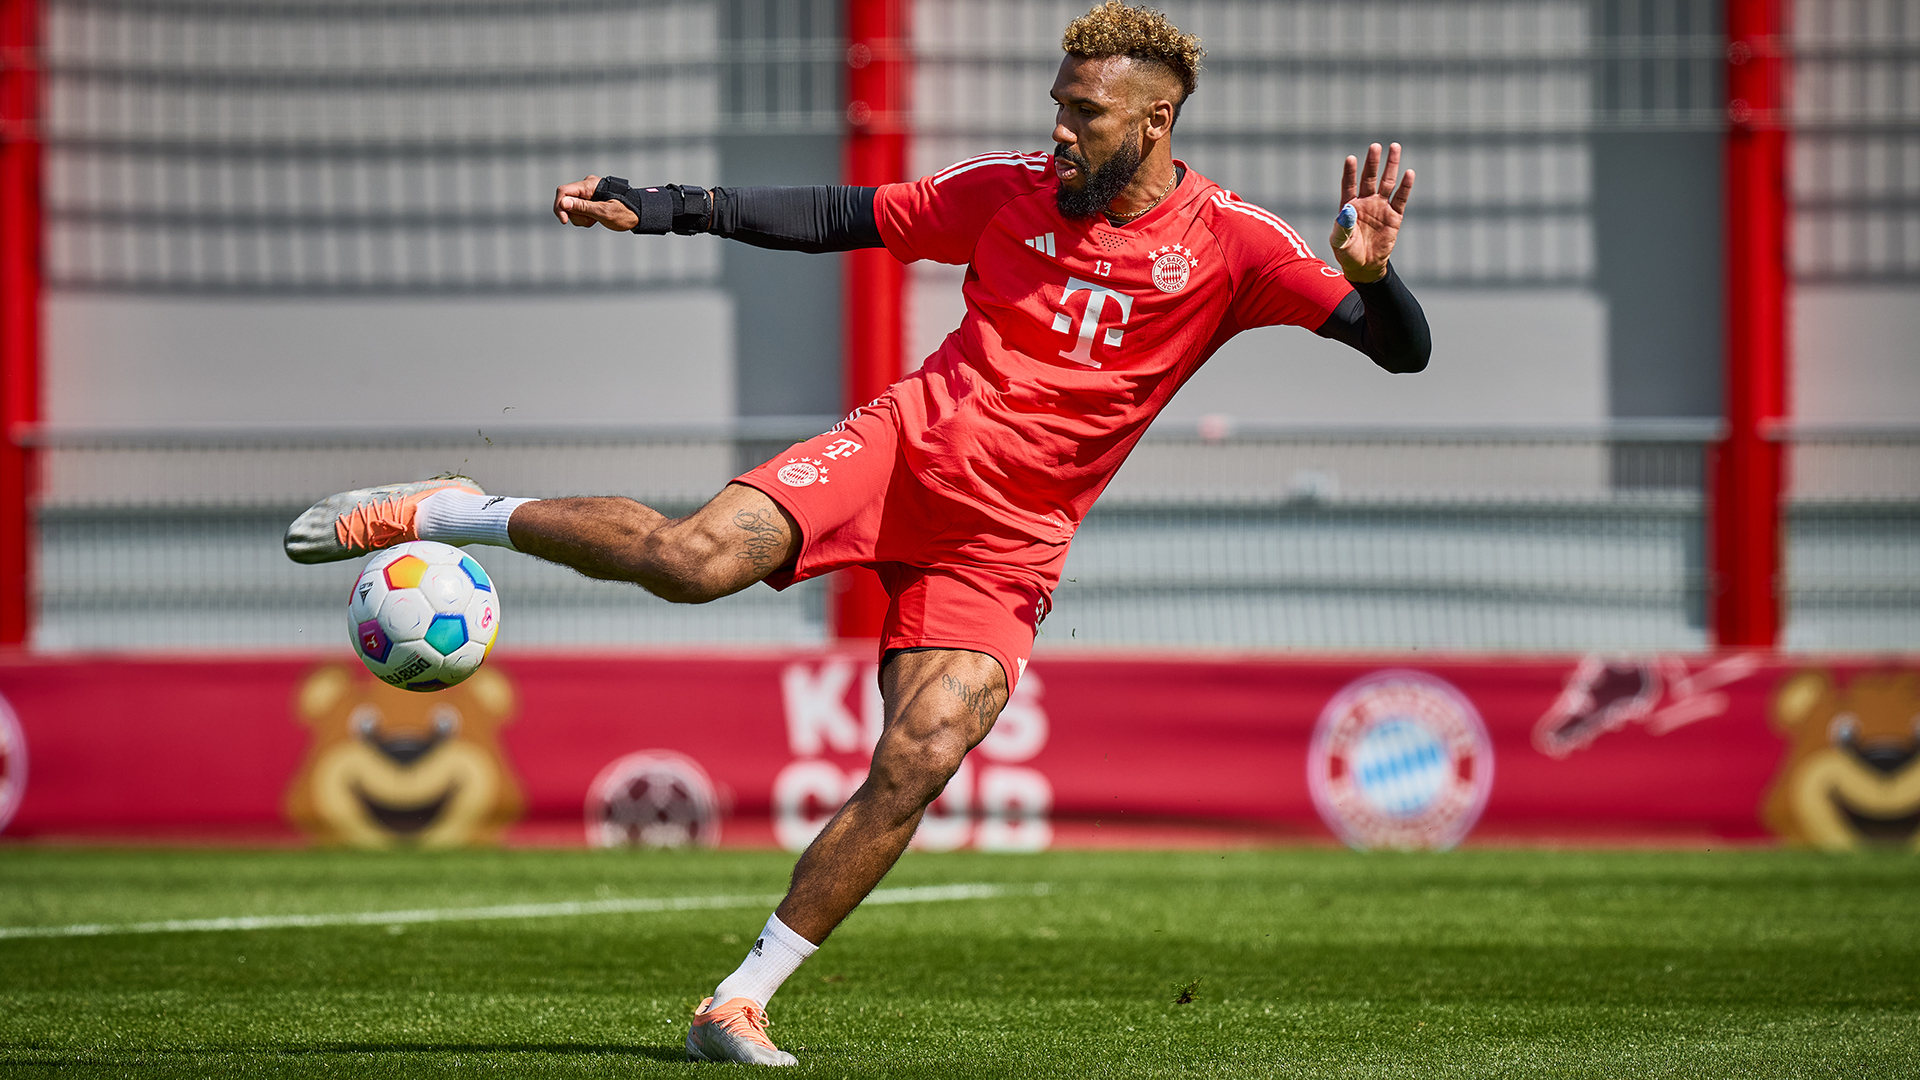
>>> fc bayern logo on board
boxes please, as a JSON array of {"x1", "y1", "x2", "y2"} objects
[
  {"x1": 1149, "y1": 244, "x2": 1195, "y2": 293},
  {"x1": 585, "y1": 750, "x2": 722, "y2": 849},
  {"x1": 777, "y1": 456, "x2": 829, "y2": 488},
  {"x1": 1307, "y1": 671, "x2": 1493, "y2": 851},
  {"x1": 0, "y1": 691, "x2": 26, "y2": 836}
]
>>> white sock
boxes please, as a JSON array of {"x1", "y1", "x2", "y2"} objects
[
  {"x1": 711, "y1": 913, "x2": 817, "y2": 1008},
  {"x1": 414, "y1": 489, "x2": 536, "y2": 551}
]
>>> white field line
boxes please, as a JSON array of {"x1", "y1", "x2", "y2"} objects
[{"x1": 0, "y1": 882, "x2": 1051, "y2": 942}]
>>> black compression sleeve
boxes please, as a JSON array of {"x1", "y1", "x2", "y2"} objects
[
  {"x1": 707, "y1": 185, "x2": 885, "y2": 253},
  {"x1": 1313, "y1": 262, "x2": 1432, "y2": 374}
]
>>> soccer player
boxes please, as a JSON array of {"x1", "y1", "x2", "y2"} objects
[{"x1": 285, "y1": 1, "x2": 1427, "y2": 1065}]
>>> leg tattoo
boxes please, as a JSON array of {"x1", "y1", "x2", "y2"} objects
[{"x1": 941, "y1": 673, "x2": 1003, "y2": 727}]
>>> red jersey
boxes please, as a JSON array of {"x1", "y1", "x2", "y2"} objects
[{"x1": 873, "y1": 152, "x2": 1353, "y2": 543}]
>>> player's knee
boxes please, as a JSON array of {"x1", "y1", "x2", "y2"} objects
[{"x1": 868, "y1": 726, "x2": 971, "y2": 809}]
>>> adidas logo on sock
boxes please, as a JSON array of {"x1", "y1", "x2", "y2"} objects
[
  {"x1": 752, "y1": 937, "x2": 765, "y2": 956},
  {"x1": 1024, "y1": 232, "x2": 1056, "y2": 257}
]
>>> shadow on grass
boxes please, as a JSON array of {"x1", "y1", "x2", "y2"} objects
[
  {"x1": 283, "y1": 1043, "x2": 687, "y2": 1061},
  {"x1": 4, "y1": 1043, "x2": 689, "y2": 1064}
]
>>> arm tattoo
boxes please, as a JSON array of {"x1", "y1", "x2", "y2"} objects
[
  {"x1": 942, "y1": 673, "x2": 1003, "y2": 727},
  {"x1": 732, "y1": 509, "x2": 786, "y2": 571}
]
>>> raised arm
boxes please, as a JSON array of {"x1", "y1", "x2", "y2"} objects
[
  {"x1": 553, "y1": 176, "x2": 885, "y2": 254},
  {"x1": 1313, "y1": 266, "x2": 1430, "y2": 374},
  {"x1": 1312, "y1": 143, "x2": 1431, "y2": 374}
]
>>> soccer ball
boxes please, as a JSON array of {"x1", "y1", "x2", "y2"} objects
[{"x1": 347, "y1": 541, "x2": 500, "y2": 691}]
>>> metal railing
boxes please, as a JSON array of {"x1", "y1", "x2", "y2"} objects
[
  {"x1": 26, "y1": 418, "x2": 837, "y2": 651},
  {"x1": 1051, "y1": 423, "x2": 1718, "y2": 653},
  {"x1": 25, "y1": 423, "x2": 1915, "y2": 654},
  {"x1": 41, "y1": 0, "x2": 845, "y2": 295},
  {"x1": 1781, "y1": 425, "x2": 1920, "y2": 650}
]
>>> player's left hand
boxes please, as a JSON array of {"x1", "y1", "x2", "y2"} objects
[{"x1": 1329, "y1": 143, "x2": 1414, "y2": 283}]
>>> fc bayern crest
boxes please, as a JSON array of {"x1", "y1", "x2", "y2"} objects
[
  {"x1": 0, "y1": 691, "x2": 25, "y2": 836},
  {"x1": 585, "y1": 750, "x2": 722, "y2": 849},
  {"x1": 1307, "y1": 671, "x2": 1493, "y2": 851},
  {"x1": 776, "y1": 456, "x2": 829, "y2": 488},
  {"x1": 1148, "y1": 244, "x2": 1195, "y2": 293}
]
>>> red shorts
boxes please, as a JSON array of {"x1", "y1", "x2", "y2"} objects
[{"x1": 735, "y1": 398, "x2": 1065, "y2": 691}]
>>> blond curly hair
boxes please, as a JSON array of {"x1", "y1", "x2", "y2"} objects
[{"x1": 1061, "y1": 1, "x2": 1203, "y2": 102}]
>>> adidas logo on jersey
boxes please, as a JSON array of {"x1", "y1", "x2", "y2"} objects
[{"x1": 1023, "y1": 233, "x2": 1056, "y2": 257}]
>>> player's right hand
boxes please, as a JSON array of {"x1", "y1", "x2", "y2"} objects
[{"x1": 554, "y1": 176, "x2": 640, "y2": 231}]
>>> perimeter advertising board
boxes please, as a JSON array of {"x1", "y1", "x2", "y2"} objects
[{"x1": 0, "y1": 652, "x2": 1913, "y2": 850}]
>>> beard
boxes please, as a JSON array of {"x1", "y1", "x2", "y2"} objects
[{"x1": 1054, "y1": 129, "x2": 1144, "y2": 219}]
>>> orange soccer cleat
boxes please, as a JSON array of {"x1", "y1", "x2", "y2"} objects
[
  {"x1": 283, "y1": 476, "x2": 484, "y2": 564},
  {"x1": 685, "y1": 996, "x2": 798, "y2": 1066}
]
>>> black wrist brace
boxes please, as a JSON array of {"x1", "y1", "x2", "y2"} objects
[{"x1": 592, "y1": 176, "x2": 711, "y2": 235}]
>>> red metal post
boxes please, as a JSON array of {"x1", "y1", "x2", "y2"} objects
[
  {"x1": 0, "y1": 0, "x2": 38, "y2": 647},
  {"x1": 1712, "y1": 0, "x2": 1790, "y2": 648},
  {"x1": 833, "y1": 0, "x2": 910, "y2": 641}
]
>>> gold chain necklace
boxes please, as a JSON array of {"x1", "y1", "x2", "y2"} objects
[{"x1": 1106, "y1": 169, "x2": 1177, "y2": 223}]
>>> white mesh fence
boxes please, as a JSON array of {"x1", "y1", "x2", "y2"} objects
[{"x1": 27, "y1": 425, "x2": 1918, "y2": 653}]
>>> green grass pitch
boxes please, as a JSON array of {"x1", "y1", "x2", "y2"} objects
[{"x1": 1, "y1": 846, "x2": 1916, "y2": 1077}]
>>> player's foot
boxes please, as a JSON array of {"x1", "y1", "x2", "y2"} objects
[
  {"x1": 283, "y1": 476, "x2": 485, "y2": 564},
  {"x1": 685, "y1": 996, "x2": 797, "y2": 1066}
]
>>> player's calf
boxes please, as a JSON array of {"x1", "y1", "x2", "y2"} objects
[{"x1": 510, "y1": 485, "x2": 798, "y2": 603}]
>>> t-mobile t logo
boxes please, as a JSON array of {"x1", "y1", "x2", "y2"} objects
[{"x1": 1051, "y1": 277, "x2": 1134, "y2": 368}]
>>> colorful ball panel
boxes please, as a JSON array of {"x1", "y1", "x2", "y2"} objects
[
  {"x1": 423, "y1": 612, "x2": 469, "y2": 656},
  {"x1": 459, "y1": 555, "x2": 492, "y2": 593},
  {"x1": 356, "y1": 619, "x2": 392, "y2": 663},
  {"x1": 383, "y1": 554, "x2": 427, "y2": 590}
]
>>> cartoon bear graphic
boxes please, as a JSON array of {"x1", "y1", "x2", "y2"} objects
[
  {"x1": 1763, "y1": 668, "x2": 1920, "y2": 850},
  {"x1": 286, "y1": 664, "x2": 522, "y2": 848}
]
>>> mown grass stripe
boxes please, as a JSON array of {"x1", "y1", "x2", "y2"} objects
[{"x1": 0, "y1": 881, "x2": 1050, "y2": 941}]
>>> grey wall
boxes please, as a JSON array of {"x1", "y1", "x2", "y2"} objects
[
  {"x1": 45, "y1": 290, "x2": 735, "y2": 428},
  {"x1": 717, "y1": 0, "x2": 845, "y2": 419},
  {"x1": 1590, "y1": 0, "x2": 1725, "y2": 421},
  {"x1": 1593, "y1": 132, "x2": 1724, "y2": 420},
  {"x1": 1172, "y1": 290, "x2": 1609, "y2": 426},
  {"x1": 1794, "y1": 285, "x2": 1920, "y2": 424},
  {"x1": 718, "y1": 135, "x2": 845, "y2": 419}
]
